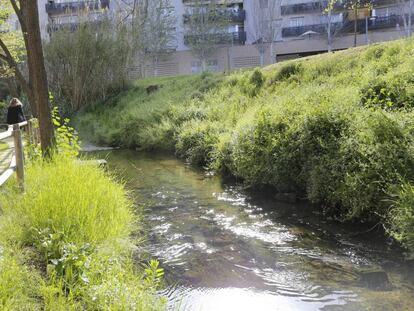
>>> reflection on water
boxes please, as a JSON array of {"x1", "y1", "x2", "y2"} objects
[{"x1": 88, "y1": 150, "x2": 414, "y2": 311}]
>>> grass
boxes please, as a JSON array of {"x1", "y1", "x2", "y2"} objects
[
  {"x1": 0, "y1": 141, "x2": 8, "y2": 152},
  {"x1": 0, "y1": 155, "x2": 165, "y2": 310},
  {"x1": 1, "y1": 157, "x2": 133, "y2": 245},
  {"x1": 77, "y1": 38, "x2": 414, "y2": 254},
  {"x1": 76, "y1": 74, "x2": 223, "y2": 149}
]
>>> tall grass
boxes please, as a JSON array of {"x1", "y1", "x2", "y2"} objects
[
  {"x1": 77, "y1": 73, "x2": 222, "y2": 148},
  {"x1": 77, "y1": 38, "x2": 414, "y2": 253},
  {"x1": 0, "y1": 158, "x2": 133, "y2": 245},
  {"x1": 0, "y1": 249, "x2": 41, "y2": 310},
  {"x1": 0, "y1": 153, "x2": 164, "y2": 309}
]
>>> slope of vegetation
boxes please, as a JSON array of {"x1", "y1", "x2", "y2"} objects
[
  {"x1": 0, "y1": 137, "x2": 164, "y2": 309},
  {"x1": 77, "y1": 38, "x2": 414, "y2": 254}
]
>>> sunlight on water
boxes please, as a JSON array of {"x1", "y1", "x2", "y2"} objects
[
  {"x1": 164, "y1": 287, "x2": 357, "y2": 311},
  {"x1": 89, "y1": 150, "x2": 414, "y2": 311}
]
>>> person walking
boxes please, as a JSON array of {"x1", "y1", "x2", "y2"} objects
[{"x1": 6, "y1": 98, "x2": 26, "y2": 125}]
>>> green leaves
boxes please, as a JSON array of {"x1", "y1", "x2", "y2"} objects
[
  {"x1": 144, "y1": 259, "x2": 164, "y2": 290},
  {"x1": 51, "y1": 106, "x2": 81, "y2": 157}
]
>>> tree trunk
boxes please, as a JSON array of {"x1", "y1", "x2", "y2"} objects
[
  {"x1": 354, "y1": 6, "x2": 358, "y2": 47},
  {"x1": 402, "y1": 6, "x2": 409, "y2": 37},
  {"x1": 259, "y1": 45, "x2": 264, "y2": 67},
  {"x1": 6, "y1": 78, "x2": 18, "y2": 98},
  {"x1": 327, "y1": 10, "x2": 332, "y2": 52},
  {"x1": 153, "y1": 57, "x2": 159, "y2": 77},
  {"x1": 226, "y1": 47, "x2": 231, "y2": 71},
  {"x1": 20, "y1": 0, "x2": 55, "y2": 156},
  {"x1": 201, "y1": 57, "x2": 207, "y2": 72},
  {"x1": 409, "y1": 0, "x2": 413, "y2": 37},
  {"x1": 270, "y1": 42, "x2": 276, "y2": 64}
]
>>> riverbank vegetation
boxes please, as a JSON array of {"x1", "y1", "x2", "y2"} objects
[
  {"x1": 0, "y1": 123, "x2": 165, "y2": 309},
  {"x1": 77, "y1": 38, "x2": 414, "y2": 254}
]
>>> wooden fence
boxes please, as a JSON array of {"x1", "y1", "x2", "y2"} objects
[{"x1": 0, "y1": 119, "x2": 39, "y2": 191}]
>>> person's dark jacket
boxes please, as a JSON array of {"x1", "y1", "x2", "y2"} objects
[{"x1": 7, "y1": 106, "x2": 26, "y2": 125}]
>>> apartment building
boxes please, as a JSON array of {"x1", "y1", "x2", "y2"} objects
[{"x1": 37, "y1": 0, "x2": 413, "y2": 77}]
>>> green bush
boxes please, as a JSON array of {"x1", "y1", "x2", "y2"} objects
[
  {"x1": 271, "y1": 61, "x2": 303, "y2": 83},
  {"x1": 361, "y1": 77, "x2": 414, "y2": 111},
  {"x1": 176, "y1": 120, "x2": 223, "y2": 166},
  {"x1": 389, "y1": 183, "x2": 414, "y2": 253}
]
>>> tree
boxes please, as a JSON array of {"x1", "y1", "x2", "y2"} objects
[
  {"x1": 1, "y1": 0, "x2": 55, "y2": 155},
  {"x1": 250, "y1": 0, "x2": 283, "y2": 65},
  {"x1": 321, "y1": 0, "x2": 344, "y2": 52},
  {"x1": 0, "y1": 2, "x2": 29, "y2": 105},
  {"x1": 185, "y1": 0, "x2": 230, "y2": 71},
  {"x1": 397, "y1": 0, "x2": 413, "y2": 37},
  {"x1": 139, "y1": 0, "x2": 177, "y2": 76},
  {"x1": 330, "y1": 0, "x2": 372, "y2": 47},
  {"x1": 45, "y1": 18, "x2": 132, "y2": 113}
]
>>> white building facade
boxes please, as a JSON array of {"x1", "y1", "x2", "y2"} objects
[{"x1": 37, "y1": 0, "x2": 414, "y2": 76}]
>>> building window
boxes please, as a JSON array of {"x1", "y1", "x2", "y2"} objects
[
  {"x1": 289, "y1": 17, "x2": 304, "y2": 27},
  {"x1": 228, "y1": 24, "x2": 239, "y2": 33},
  {"x1": 259, "y1": 0, "x2": 268, "y2": 9},
  {"x1": 191, "y1": 60, "x2": 218, "y2": 73},
  {"x1": 207, "y1": 60, "x2": 218, "y2": 72},
  {"x1": 320, "y1": 13, "x2": 343, "y2": 24},
  {"x1": 191, "y1": 61, "x2": 202, "y2": 74}
]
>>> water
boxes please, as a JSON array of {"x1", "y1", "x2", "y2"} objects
[{"x1": 89, "y1": 150, "x2": 414, "y2": 311}]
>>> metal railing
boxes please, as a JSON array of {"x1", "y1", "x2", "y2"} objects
[
  {"x1": 282, "y1": 23, "x2": 331, "y2": 37},
  {"x1": 184, "y1": 31, "x2": 246, "y2": 45},
  {"x1": 183, "y1": 9, "x2": 246, "y2": 23},
  {"x1": 281, "y1": 0, "x2": 404, "y2": 15},
  {"x1": 282, "y1": 15, "x2": 407, "y2": 37},
  {"x1": 45, "y1": 0, "x2": 109, "y2": 14},
  {"x1": 281, "y1": 2, "x2": 324, "y2": 16}
]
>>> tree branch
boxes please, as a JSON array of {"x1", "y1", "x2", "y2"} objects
[
  {"x1": 0, "y1": 38, "x2": 31, "y2": 103},
  {"x1": 9, "y1": 0, "x2": 25, "y2": 30}
]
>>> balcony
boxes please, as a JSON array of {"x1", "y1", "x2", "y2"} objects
[
  {"x1": 282, "y1": 0, "x2": 401, "y2": 15},
  {"x1": 282, "y1": 23, "x2": 330, "y2": 37},
  {"x1": 369, "y1": 15, "x2": 403, "y2": 30},
  {"x1": 184, "y1": 31, "x2": 246, "y2": 45},
  {"x1": 47, "y1": 16, "x2": 107, "y2": 34},
  {"x1": 183, "y1": 9, "x2": 246, "y2": 23},
  {"x1": 47, "y1": 22, "x2": 79, "y2": 33},
  {"x1": 341, "y1": 15, "x2": 404, "y2": 32},
  {"x1": 183, "y1": 0, "x2": 243, "y2": 3},
  {"x1": 281, "y1": 2, "x2": 324, "y2": 16},
  {"x1": 45, "y1": 0, "x2": 110, "y2": 15},
  {"x1": 282, "y1": 14, "x2": 406, "y2": 38}
]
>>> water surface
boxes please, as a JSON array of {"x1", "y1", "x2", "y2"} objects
[{"x1": 91, "y1": 150, "x2": 414, "y2": 311}]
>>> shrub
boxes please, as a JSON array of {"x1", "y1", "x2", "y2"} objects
[
  {"x1": 361, "y1": 77, "x2": 414, "y2": 111},
  {"x1": 271, "y1": 61, "x2": 303, "y2": 83},
  {"x1": 249, "y1": 69, "x2": 265, "y2": 89},
  {"x1": 175, "y1": 120, "x2": 223, "y2": 166},
  {"x1": 364, "y1": 44, "x2": 385, "y2": 60},
  {"x1": 389, "y1": 183, "x2": 414, "y2": 253}
]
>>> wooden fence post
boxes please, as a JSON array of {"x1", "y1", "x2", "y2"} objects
[
  {"x1": 27, "y1": 119, "x2": 33, "y2": 145},
  {"x1": 12, "y1": 124, "x2": 25, "y2": 191}
]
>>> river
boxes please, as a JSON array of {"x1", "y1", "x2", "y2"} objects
[{"x1": 88, "y1": 150, "x2": 414, "y2": 311}]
